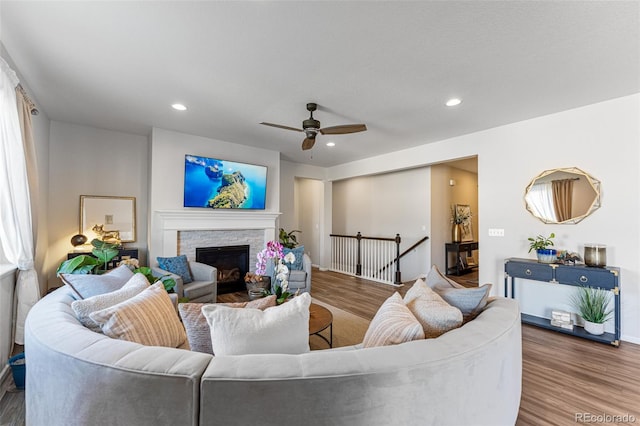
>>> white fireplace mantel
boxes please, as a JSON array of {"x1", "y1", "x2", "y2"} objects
[{"x1": 153, "y1": 210, "x2": 281, "y2": 259}]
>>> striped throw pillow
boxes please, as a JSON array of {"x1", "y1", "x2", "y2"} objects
[
  {"x1": 363, "y1": 292, "x2": 424, "y2": 348},
  {"x1": 90, "y1": 282, "x2": 186, "y2": 348}
]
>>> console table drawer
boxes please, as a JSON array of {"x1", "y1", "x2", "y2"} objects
[
  {"x1": 555, "y1": 268, "x2": 617, "y2": 289},
  {"x1": 505, "y1": 261, "x2": 553, "y2": 281}
]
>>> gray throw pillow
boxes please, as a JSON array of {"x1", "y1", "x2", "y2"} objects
[
  {"x1": 425, "y1": 265, "x2": 491, "y2": 322},
  {"x1": 60, "y1": 264, "x2": 135, "y2": 299}
]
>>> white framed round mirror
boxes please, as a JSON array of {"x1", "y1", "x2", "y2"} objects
[{"x1": 524, "y1": 167, "x2": 601, "y2": 224}]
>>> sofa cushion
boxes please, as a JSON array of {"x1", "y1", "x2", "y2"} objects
[
  {"x1": 287, "y1": 270, "x2": 308, "y2": 289},
  {"x1": 157, "y1": 254, "x2": 193, "y2": 284},
  {"x1": 201, "y1": 292, "x2": 311, "y2": 356},
  {"x1": 178, "y1": 295, "x2": 277, "y2": 354},
  {"x1": 71, "y1": 273, "x2": 150, "y2": 332},
  {"x1": 363, "y1": 292, "x2": 424, "y2": 348},
  {"x1": 283, "y1": 246, "x2": 305, "y2": 270},
  {"x1": 183, "y1": 280, "x2": 214, "y2": 300},
  {"x1": 89, "y1": 282, "x2": 187, "y2": 348},
  {"x1": 425, "y1": 265, "x2": 491, "y2": 322},
  {"x1": 403, "y1": 279, "x2": 463, "y2": 338},
  {"x1": 60, "y1": 264, "x2": 135, "y2": 299}
]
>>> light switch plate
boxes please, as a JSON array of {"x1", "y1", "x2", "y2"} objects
[{"x1": 488, "y1": 228, "x2": 505, "y2": 237}]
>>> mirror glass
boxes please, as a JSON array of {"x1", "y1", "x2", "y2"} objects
[
  {"x1": 80, "y1": 195, "x2": 136, "y2": 242},
  {"x1": 524, "y1": 167, "x2": 601, "y2": 224}
]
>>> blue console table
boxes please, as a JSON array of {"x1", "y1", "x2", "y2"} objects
[{"x1": 504, "y1": 258, "x2": 620, "y2": 346}]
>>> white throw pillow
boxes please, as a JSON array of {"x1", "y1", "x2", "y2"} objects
[
  {"x1": 60, "y1": 264, "x2": 135, "y2": 299},
  {"x1": 404, "y1": 279, "x2": 463, "y2": 338},
  {"x1": 201, "y1": 292, "x2": 311, "y2": 356},
  {"x1": 71, "y1": 273, "x2": 150, "y2": 332},
  {"x1": 89, "y1": 282, "x2": 187, "y2": 348},
  {"x1": 362, "y1": 292, "x2": 425, "y2": 348},
  {"x1": 178, "y1": 295, "x2": 277, "y2": 355}
]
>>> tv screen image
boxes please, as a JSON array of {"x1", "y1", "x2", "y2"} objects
[{"x1": 184, "y1": 155, "x2": 267, "y2": 209}]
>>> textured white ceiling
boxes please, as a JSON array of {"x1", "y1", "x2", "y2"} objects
[{"x1": 1, "y1": 1, "x2": 638, "y2": 167}]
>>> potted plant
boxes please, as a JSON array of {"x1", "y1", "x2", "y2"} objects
[
  {"x1": 527, "y1": 232, "x2": 556, "y2": 263},
  {"x1": 255, "y1": 240, "x2": 296, "y2": 304},
  {"x1": 571, "y1": 286, "x2": 613, "y2": 335},
  {"x1": 279, "y1": 228, "x2": 301, "y2": 249}
]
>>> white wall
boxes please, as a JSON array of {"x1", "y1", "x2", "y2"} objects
[
  {"x1": 295, "y1": 178, "x2": 323, "y2": 264},
  {"x1": 47, "y1": 122, "x2": 149, "y2": 288},
  {"x1": 324, "y1": 94, "x2": 640, "y2": 343},
  {"x1": 280, "y1": 160, "x2": 330, "y2": 267},
  {"x1": 331, "y1": 168, "x2": 431, "y2": 281},
  {"x1": 148, "y1": 128, "x2": 281, "y2": 263}
]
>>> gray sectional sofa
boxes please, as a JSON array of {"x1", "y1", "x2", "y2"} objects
[{"x1": 25, "y1": 285, "x2": 522, "y2": 426}]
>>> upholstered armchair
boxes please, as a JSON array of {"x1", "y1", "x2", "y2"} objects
[
  {"x1": 266, "y1": 253, "x2": 312, "y2": 295},
  {"x1": 152, "y1": 261, "x2": 217, "y2": 303}
]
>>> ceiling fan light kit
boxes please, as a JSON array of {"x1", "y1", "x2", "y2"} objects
[{"x1": 260, "y1": 102, "x2": 367, "y2": 151}]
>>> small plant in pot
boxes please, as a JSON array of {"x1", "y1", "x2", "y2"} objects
[
  {"x1": 571, "y1": 286, "x2": 613, "y2": 335},
  {"x1": 527, "y1": 233, "x2": 556, "y2": 263}
]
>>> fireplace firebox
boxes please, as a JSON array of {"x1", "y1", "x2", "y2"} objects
[{"x1": 196, "y1": 245, "x2": 249, "y2": 294}]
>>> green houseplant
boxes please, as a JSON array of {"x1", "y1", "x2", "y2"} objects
[
  {"x1": 278, "y1": 228, "x2": 301, "y2": 249},
  {"x1": 571, "y1": 286, "x2": 613, "y2": 335},
  {"x1": 527, "y1": 233, "x2": 556, "y2": 263}
]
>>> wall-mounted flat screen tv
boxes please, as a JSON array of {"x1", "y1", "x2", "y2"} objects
[{"x1": 184, "y1": 154, "x2": 267, "y2": 209}]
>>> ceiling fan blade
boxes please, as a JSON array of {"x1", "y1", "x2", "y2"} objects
[
  {"x1": 301, "y1": 137, "x2": 316, "y2": 151},
  {"x1": 260, "y1": 122, "x2": 303, "y2": 132},
  {"x1": 319, "y1": 124, "x2": 367, "y2": 135}
]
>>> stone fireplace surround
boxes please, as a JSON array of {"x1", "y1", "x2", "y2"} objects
[{"x1": 152, "y1": 210, "x2": 280, "y2": 273}]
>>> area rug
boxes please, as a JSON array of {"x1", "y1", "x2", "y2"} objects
[{"x1": 309, "y1": 299, "x2": 370, "y2": 350}]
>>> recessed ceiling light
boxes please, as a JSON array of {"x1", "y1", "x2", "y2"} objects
[
  {"x1": 445, "y1": 98, "x2": 462, "y2": 107},
  {"x1": 171, "y1": 103, "x2": 187, "y2": 111},
  {"x1": 326, "y1": 142, "x2": 335, "y2": 147}
]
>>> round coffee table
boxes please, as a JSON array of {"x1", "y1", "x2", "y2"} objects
[{"x1": 309, "y1": 303, "x2": 333, "y2": 348}]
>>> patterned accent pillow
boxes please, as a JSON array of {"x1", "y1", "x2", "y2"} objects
[
  {"x1": 425, "y1": 265, "x2": 491, "y2": 322},
  {"x1": 89, "y1": 282, "x2": 187, "y2": 348},
  {"x1": 283, "y1": 246, "x2": 305, "y2": 271},
  {"x1": 71, "y1": 273, "x2": 150, "y2": 332},
  {"x1": 362, "y1": 292, "x2": 425, "y2": 348},
  {"x1": 157, "y1": 255, "x2": 193, "y2": 284},
  {"x1": 178, "y1": 295, "x2": 277, "y2": 354},
  {"x1": 404, "y1": 279, "x2": 463, "y2": 338},
  {"x1": 60, "y1": 264, "x2": 135, "y2": 299},
  {"x1": 201, "y1": 293, "x2": 311, "y2": 356}
]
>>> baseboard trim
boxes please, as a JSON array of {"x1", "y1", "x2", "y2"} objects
[
  {"x1": 0, "y1": 364, "x2": 11, "y2": 401},
  {"x1": 621, "y1": 334, "x2": 640, "y2": 345}
]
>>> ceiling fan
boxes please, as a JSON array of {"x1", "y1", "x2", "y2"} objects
[{"x1": 260, "y1": 103, "x2": 367, "y2": 151}]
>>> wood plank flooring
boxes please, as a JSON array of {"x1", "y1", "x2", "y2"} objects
[
  {"x1": 3, "y1": 268, "x2": 639, "y2": 426},
  {"x1": 306, "y1": 269, "x2": 640, "y2": 426}
]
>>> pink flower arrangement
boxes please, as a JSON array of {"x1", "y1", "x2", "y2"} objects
[
  {"x1": 255, "y1": 240, "x2": 284, "y2": 275},
  {"x1": 255, "y1": 240, "x2": 297, "y2": 304}
]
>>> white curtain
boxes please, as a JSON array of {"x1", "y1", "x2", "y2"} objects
[
  {"x1": 0, "y1": 57, "x2": 40, "y2": 345},
  {"x1": 525, "y1": 181, "x2": 557, "y2": 222}
]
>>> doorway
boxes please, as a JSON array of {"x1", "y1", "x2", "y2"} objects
[{"x1": 430, "y1": 156, "x2": 479, "y2": 285}]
